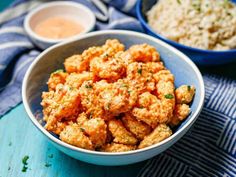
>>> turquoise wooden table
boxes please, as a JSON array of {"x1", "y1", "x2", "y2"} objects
[{"x1": 0, "y1": 104, "x2": 146, "y2": 177}]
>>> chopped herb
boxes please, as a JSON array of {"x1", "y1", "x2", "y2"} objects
[
  {"x1": 85, "y1": 85, "x2": 92, "y2": 89},
  {"x1": 52, "y1": 69, "x2": 63, "y2": 75},
  {"x1": 22, "y1": 156, "x2": 29, "y2": 165},
  {"x1": 89, "y1": 112, "x2": 93, "y2": 119},
  {"x1": 138, "y1": 68, "x2": 142, "y2": 75},
  {"x1": 187, "y1": 85, "x2": 191, "y2": 91},
  {"x1": 165, "y1": 94, "x2": 174, "y2": 99},
  {"x1": 122, "y1": 84, "x2": 128, "y2": 88},
  {"x1": 22, "y1": 166, "x2": 28, "y2": 172},
  {"x1": 45, "y1": 163, "x2": 52, "y2": 167},
  {"x1": 177, "y1": 0, "x2": 181, "y2": 4},
  {"x1": 128, "y1": 90, "x2": 132, "y2": 94},
  {"x1": 8, "y1": 142, "x2": 12, "y2": 146},
  {"x1": 105, "y1": 103, "x2": 111, "y2": 110},
  {"x1": 48, "y1": 154, "x2": 53, "y2": 158},
  {"x1": 139, "y1": 106, "x2": 144, "y2": 109},
  {"x1": 80, "y1": 127, "x2": 85, "y2": 132}
]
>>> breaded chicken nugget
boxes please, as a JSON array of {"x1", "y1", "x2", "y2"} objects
[
  {"x1": 60, "y1": 123, "x2": 94, "y2": 150},
  {"x1": 128, "y1": 43, "x2": 160, "y2": 62},
  {"x1": 153, "y1": 69, "x2": 174, "y2": 83},
  {"x1": 102, "y1": 143, "x2": 136, "y2": 152},
  {"x1": 169, "y1": 104, "x2": 190, "y2": 126},
  {"x1": 41, "y1": 84, "x2": 80, "y2": 131},
  {"x1": 64, "y1": 54, "x2": 88, "y2": 73},
  {"x1": 65, "y1": 72, "x2": 94, "y2": 89},
  {"x1": 122, "y1": 113, "x2": 151, "y2": 140},
  {"x1": 102, "y1": 39, "x2": 125, "y2": 56},
  {"x1": 47, "y1": 70, "x2": 68, "y2": 91},
  {"x1": 175, "y1": 85, "x2": 195, "y2": 104},
  {"x1": 138, "y1": 124, "x2": 172, "y2": 149},
  {"x1": 108, "y1": 119, "x2": 138, "y2": 145},
  {"x1": 83, "y1": 118, "x2": 107, "y2": 148}
]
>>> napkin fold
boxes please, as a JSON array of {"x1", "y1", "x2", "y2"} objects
[{"x1": 0, "y1": 0, "x2": 235, "y2": 176}]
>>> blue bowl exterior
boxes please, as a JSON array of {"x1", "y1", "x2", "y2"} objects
[
  {"x1": 136, "y1": 0, "x2": 236, "y2": 66},
  {"x1": 22, "y1": 31, "x2": 204, "y2": 165}
]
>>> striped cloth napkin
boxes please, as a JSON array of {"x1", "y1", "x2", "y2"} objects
[{"x1": 0, "y1": 0, "x2": 235, "y2": 176}]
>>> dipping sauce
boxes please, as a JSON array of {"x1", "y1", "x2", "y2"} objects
[{"x1": 34, "y1": 16, "x2": 84, "y2": 39}]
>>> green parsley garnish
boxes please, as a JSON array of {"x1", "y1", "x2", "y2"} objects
[
  {"x1": 22, "y1": 155, "x2": 29, "y2": 172},
  {"x1": 138, "y1": 68, "x2": 142, "y2": 75},
  {"x1": 80, "y1": 127, "x2": 85, "y2": 132},
  {"x1": 165, "y1": 94, "x2": 174, "y2": 99},
  {"x1": 177, "y1": 0, "x2": 181, "y2": 4},
  {"x1": 45, "y1": 163, "x2": 52, "y2": 167},
  {"x1": 85, "y1": 85, "x2": 92, "y2": 89},
  {"x1": 187, "y1": 85, "x2": 191, "y2": 91}
]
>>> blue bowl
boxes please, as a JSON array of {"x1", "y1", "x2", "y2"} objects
[
  {"x1": 136, "y1": 0, "x2": 236, "y2": 66},
  {"x1": 22, "y1": 30, "x2": 204, "y2": 166}
]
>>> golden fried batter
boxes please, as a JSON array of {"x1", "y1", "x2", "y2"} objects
[
  {"x1": 138, "y1": 124, "x2": 172, "y2": 149},
  {"x1": 108, "y1": 119, "x2": 138, "y2": 145},
  {"x1": 41, "y1": 39, "x2": 196, "y2": 152},
  {"x1": 102, "y1": 143, "x2": 136, "y2": 152}
]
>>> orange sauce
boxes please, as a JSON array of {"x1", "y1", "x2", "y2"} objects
[{"x1": 34, "y1": 16, "x2": 84, "y2": 39}]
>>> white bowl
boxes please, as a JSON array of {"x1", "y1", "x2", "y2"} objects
[
  {"x1": 24, "y1": 1, "x2": 96, "y2": 50},
  {"x1": 22, "y1": 30, "x2": 205, "y2": 166}
]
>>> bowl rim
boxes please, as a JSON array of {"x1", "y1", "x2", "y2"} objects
[
  {"x1": 22, "y1": 30, "x2": 205, "y2": 156},
  {"x1": 136, "y1": 0, "x2": 236, "y2": 54},
  {"x1": 24, "y1": 1, "x2": 96, "y2": 44}
]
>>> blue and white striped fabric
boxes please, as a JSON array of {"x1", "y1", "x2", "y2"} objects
[{"x1": 0, "y1": 1, "x2": 235, "y2": 176}]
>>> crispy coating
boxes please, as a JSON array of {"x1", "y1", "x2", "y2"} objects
[
  {"x1": 108, "y1": 119, "x2": 138, "y2": 145},
  {"x1": 127, "y1": 62, "x2": 159, "y2": 93},
  {"x1": 128, "y1": 43, "x2": 160, "y2": 62},
  {"x1": 175, "y1": 85, "x2": 195, "y2": 104},
  {"x1": 90, "y1": 53, "x2": 126, "y2": 81},
  {"x1": 83, "y1": 118, "x2": 107, "y2": 148},
  {"x1": 97, "y1": 80, "x2": 138, "y2": 116},
  {"x1": 102, "y1": 143, "x2": 136, "y2": 152},
  {"x1": 60, "y1": 123, "x2": 94, "y2": 150},
  {"x1": 65, "y1": 72, "x2": 94, "y2": 89},
  {"x1": 41, "y1": 84, "x2": 80, "y2": 131},
  {"x1": 169, "y1": 104, "x2": 190, "y2": 126},
  {"x1": 47, "y1": 70, "x2": 68, "y2": 91},
  {"x1": 42, "y1": 39, "x2": 196, "y2": 152},
  {"x1": 138, "y1": 124, "x2": 172, "y2": 149},
  {"x1": 153, "y1": 70, "x2": 174, "y2": 83},
  {"x1": 122, "y1": 113, "x2": 151, "y2": 140}
]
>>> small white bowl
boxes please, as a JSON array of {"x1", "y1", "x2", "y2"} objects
[{"x1": 24, "y1": 1, "x2": 96, "y2": 50}]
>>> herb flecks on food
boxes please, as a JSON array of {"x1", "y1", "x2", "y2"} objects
[
  {"x1": 177, "y1": 0, "x2": 181, "y2": 4},
  {"x1": 85, "y1": 84, "x2": 93, "y2": 89},
  {"x1": 21, "y1": 155, "x2": 29, "y2": 172},
  {"x1": 138, "y1": 68, "x2": 142, "y2": 75},
  {"x1": 165, "y1": 94, "x2": 174, "y2": 99},
  {"x1": 187, "y1": 85, "x2": 191, "y2": 91},
  {"x1": 80, "y1": 127, "x2": 85, "y2": 132}
]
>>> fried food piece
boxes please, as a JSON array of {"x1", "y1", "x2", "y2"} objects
[
  {"x1": 90, "y1": 53, "x2": 126, "y2": 81},
  {"x1": 76, "y1": 112, "x2": 89, "y2": 126},
  {"x1": 153, "y1": 70, "x2": 174, "y2": 83},
  {"x1": 108, "y1": 119, "x2": 138, "y2": 145},
  {"x1": 65, "y1": 72, "x2": 94, "y2": 89},
  {"x1": 102, "y1": 143, "x2": 136, "y2": 152},
  {"x1": 138, "y1": 124, "x2": 172, "y2": 149},
  {"x1": 60, "y1": 123, "x2": 94, "y2": 150},
  {"x1": 128, "y1": 43, "x2": 160, "y2": 62},
  {"x1": 83, "y1": 118, "x2": 107, "y2": 148},
  {"x1": 122, "y1": 113, "x2": 151, "y2": 140},
  {"x1": 132, "y1": 92, "x2": 171, "y2": 128},
  {"x1": 41, "y1": 84, "x2": 80, "y2": 132},
  {"x1": 175, "y1": 85, "x2": 195, "y2": 104},
  {"x1": 101, "y1": 39, "x2": 125, "y2": 56},
  {"x1": 47, "y1": 70, "x2": 68, "y2": 91},
  {"x1": 64, "y1": 54, "x2": 88, "y2": 73},
  {"x1": 127, "y1": 62, "x2": 157, "y2": 93},
  {"x1": 169, "y1": 104, "x2": 190, "y2": 126},
  {"x1": 97, "y1": 80, "x2": 138, "y2": 116}
]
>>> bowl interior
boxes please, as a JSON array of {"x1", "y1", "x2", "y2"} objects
[
  {"x1": 28, "y1": 2, "x2": 95, "y2": 39},
  {"x1": 24, "y1": 31, "x2": 203, "y2": 143}
]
